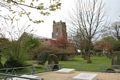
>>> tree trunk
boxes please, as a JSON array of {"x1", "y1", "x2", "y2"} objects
[
  {"x1": 85, "y1": 39, "x2": 92, "y2": 63},
  {"x1": 86, "y1": 50, "x2": 92, "y2": 63},
  {"x1": 82, "y1": 50, "x2": 87, "y2": 60}
]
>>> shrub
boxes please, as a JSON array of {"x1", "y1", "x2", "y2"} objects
[
  {"x1": 48, "y1": 54, "x2": 59, "y2": 64},
  {"x1": 0, "y1": 62, "x2": 3, "y2": 68},
  {"x1": 2, "y1": 33, "x2": 41, "y2": 68},
  {"x1": 37, "y1": 51, "x2": 49, "y2": 65},
  {"x1": 3, "y1": 41, "x2": 28, "y2": 68},
  {"x1": 4, "y1": 58, "x2": 24, "y2": 68}
]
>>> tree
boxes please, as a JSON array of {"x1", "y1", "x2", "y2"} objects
[
  {"x1": 19, "y1": 32, "x2": 41, "y2": 59},
  {"x1": 0, "y1": 0, "x2": 61, "y2": 23},
  {"x1": 55, "y1": 36, "x2": 68, "y2": 49},
  {"x1": 94, "y1": 36, "x2": 120, "y2": 65},
  {"x1": 111, "y1": 21, "x2": 120, "y2": 40},
  {"x1": 0, "y1": 38, "x2": 10, "y2": 67},
  {"x1": 95, "y1": 36, "x2": 120, "y2": 52},
  {"x1": 49, "y1": 36, "x2": 68, "y2": 49},
  {"x1": 0, "y1": 32, "x2": 41, "y2": 68},
  {"x1": 0, "y1": 14, "x2": 41, "y2": 67},
  {"x1": 94, "y1": 36, "x2": 115, "y2": 52},
  {"x1": 103, "y1": 21, "x2": 120, "y2": 41},
  {"x1": 69, "y1": 0, "x2": 105, "y2": 63}
]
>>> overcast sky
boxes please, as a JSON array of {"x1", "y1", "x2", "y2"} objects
[
  {"x1": 32, "y1": 0, "x2": 120, "y2": 38},
  {"x1": 0, "y1": 0, "x2": 120, "y2": 39}
]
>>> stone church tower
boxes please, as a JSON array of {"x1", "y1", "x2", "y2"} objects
[{"x1": 52, "y1": 21, "x2": 67, "y2": 39}]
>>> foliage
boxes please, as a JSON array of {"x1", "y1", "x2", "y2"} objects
[
  {"x1": 29, "y1": 35, "x2": 75, "y2": 63},
  {"x1": 48, "y1": 54, "x2": 59, "y2": 64},
  {"x1": 47, "y1": 54, "x2": 59, "y2": 71},
  {"x1": 0, "y1": 33, "x2": 41, "y2": 68},
  {"x1": 94, "y1": 36, "x2": 120, "y2": 66},
  {"x1": 0, "y1": 13, "x2": 40, "y2": 67},
  {"x1": 36, "y1": 43, "x2": 75, "y2": 63},
  {"x1": 0, "y1": 0, "x2": 61, "y2": 23},
  {"x1": 0, "y1": 63, "x2": 2, "y2": 68},
  {"x1": 4, "y1": 57, "x2": 25, "y2": 68},
  {"x1": 37, "y1": 51, "x2": 49, "y2": 65},
  {"x1": 55, "y1": 36, "x2": 68, "y2": 49},
  {"x1": 0, "y1": 54, "x2": 3, "y2": 68},
  {"x1": 49, "y1": 36, "x2": 68, "y2": 49},
  {"x1": 36, "y1": 47, "x2": 59, "y2": 65},
  {"x1": 0, "y1": 38, "x2": 10, "y2": 49},
  {"x1": 94, "y1": 36, "x2": 120, "y2": 51},
  {"x1": 36, "y1": 44, "x2": 59, "y2": 65},
  {"x1": 0, "y1": 38, "x2": 10, "y2": 67},
  {"x1": 19, "y1": 32, "x2": 41, "y2": 59},
  {"x1": 2, "y1": 40, "x2": 28, "y2": 68},
  {"x1": 49, "y1": 36, "x2": 75, "y2": 54}
]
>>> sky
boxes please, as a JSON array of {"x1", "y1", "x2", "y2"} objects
[
  {"x1": 0, "y1": 0, "x2": 120, "y2": 39},
  {"x1": 32, "y1": 0, "x2": 74, "y2": 38},
  {"x1": 33, "y1": 0, "x2": 120, "y2": 38}
]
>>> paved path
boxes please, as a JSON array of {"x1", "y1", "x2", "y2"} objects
[{"x1": 36, "y1": 71, "x2": 120, "y2": 80}]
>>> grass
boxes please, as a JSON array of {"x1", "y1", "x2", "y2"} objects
[
  {"x1": 60, "y1": 56, "x2": 111, "y2": 72},
  {"x1": 0, "y1": 56, "x2": 112, "y2": 74}
]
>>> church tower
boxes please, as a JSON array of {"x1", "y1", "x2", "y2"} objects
[{"x1": 52, "y1": 21, "x2": 67, "y2": 39}]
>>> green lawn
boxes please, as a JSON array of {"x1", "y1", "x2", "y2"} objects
[
  {"x1": 59, "y1": 56, "x2": 111, "y2": 72},
  {"x1": 0, "y1": 56, "x2": 112, "y2": 74},
  {"x1": 18, "y1": 56, "x2": 112, "y2": 73}
]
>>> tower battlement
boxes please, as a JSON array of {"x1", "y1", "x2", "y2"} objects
[{"x1": 52, "y1": 21, "x2": 67, "y2": 39}]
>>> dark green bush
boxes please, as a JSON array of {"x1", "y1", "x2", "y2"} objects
[
  {"x1": 48, "y1": 54, "x2": 59, "y2": 64},
  {"x1": 2, "y1": 41, "x2": 28, "y2": 68},
  {"x1": 37, "y1": 51, "x2": 49, "y2": 65},
  {"x1": 4, "y1": 58, "x2": 24, "y2": 68},
  {"x1": 0, "y1": 63, "x2": 3, "y2": 68},
  {"x1": 1, "y1": 33, "x2": 41, "y2": 68}
]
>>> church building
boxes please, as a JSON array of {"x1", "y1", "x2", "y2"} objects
[{"x1": 52, "y1": 21, "x2": 67, "y2": 39}]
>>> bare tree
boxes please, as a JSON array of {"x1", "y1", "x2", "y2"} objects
[
  {"x1": 69, "y1": 0, "x2": 105, "y2": 63},
  {"x1": 111, "y1": 21, "x2": 120, "y2": 40},
  {"x1": 0, "y1": 13, "x2": 33, "y2": 41}
]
